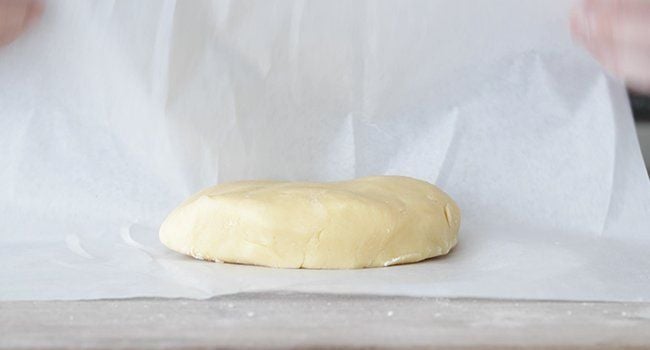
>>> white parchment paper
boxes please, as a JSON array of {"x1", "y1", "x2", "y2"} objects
[{"x1": 1, "y1": 0, "x2": 649, "y2": 301}]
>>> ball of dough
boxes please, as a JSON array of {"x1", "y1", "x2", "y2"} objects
[{"x1": 159, "y1": 176, "x2": 460, "y2": 269}]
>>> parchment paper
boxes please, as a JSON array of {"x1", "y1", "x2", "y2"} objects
[{"x1": 1, "y1": 0, "x2": 649, "y2": 301}]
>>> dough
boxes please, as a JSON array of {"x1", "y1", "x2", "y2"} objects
[{"x1": 159, "y1": 176, "x2": 460, "y2": 269}]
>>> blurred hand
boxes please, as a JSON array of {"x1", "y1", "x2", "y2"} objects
[
  {"x1": 571, "y1": 0, "x2": 650, "y2": 93},
  {"x1": 0, "y1": 0, "x2": 42, "y2": 47}
]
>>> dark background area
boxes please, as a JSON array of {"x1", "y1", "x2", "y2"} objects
[
  {"x1": 631, "y1": 93, "x2": 650, "y2": 122},
  {"x1": 631, "y1": 93, "x2": 650, "y2": 174}
]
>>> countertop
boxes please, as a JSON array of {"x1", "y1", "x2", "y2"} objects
[{"x1": 2, "y1": 292, "x2": 650, "y2": 349}]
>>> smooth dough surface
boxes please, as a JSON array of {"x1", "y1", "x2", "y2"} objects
[{"x1": 159, "y1": 176, "x2": 460, "y2": 269}]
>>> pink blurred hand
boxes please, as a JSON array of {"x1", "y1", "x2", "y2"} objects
[
  {"x1": 0, "y1": 0, "x2": 42, "y2": 47},
  {"x1": 571, "y1": 0, "x2": 650, "y2": 92}
]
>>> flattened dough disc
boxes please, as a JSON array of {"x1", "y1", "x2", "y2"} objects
[{"x1": 160, "y1": 176, "x2": 460, "y2": 269}]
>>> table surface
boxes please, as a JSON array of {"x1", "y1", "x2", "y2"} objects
[{"x1": 2, "y1": 292, "x2": 650, "y2": 350}]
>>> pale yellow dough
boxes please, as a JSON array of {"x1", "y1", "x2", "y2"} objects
[{"x1": 159, "y1": 176, "x2": 460, "y2": 269}]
